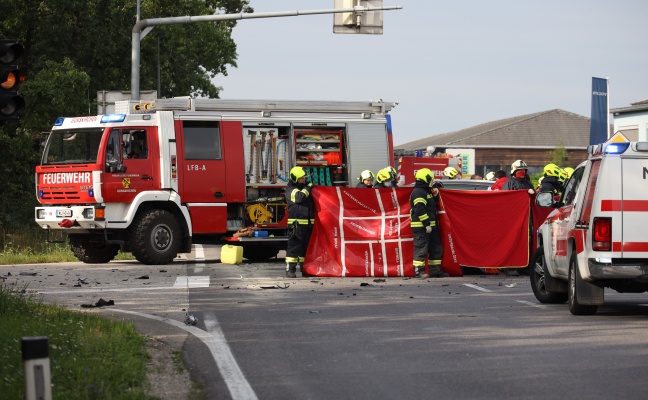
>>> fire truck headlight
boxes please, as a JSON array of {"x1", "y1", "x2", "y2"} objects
[
  {"x1": 36, "y1": 209, "x2": 46, "y2": 219},
  {"x1": 82, "y1": 208, "x2": 94, "y2": 219}
]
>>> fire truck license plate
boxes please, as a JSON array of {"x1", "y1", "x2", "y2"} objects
[{"x1": 56, "y1": 209, "x2": 72, "y2": 218}]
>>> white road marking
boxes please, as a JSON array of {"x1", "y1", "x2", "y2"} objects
[
  {"x1": 203, "y1": 313, "x2": 258, "y2": 400},
  {"x1": 463, "y1": 283, "x2": 493, "y2": 292},
  {"x1": 194, "y1": 244, "x2": 205, "y2": 261},
  {"x1": 38, "y1": 286, "x2": 178, "y2": 294},
  {"x1": 516, "y1": 300, "x2": 552, "y2": 310},
  {"x1": 110, "y1": 309, "x2": 258, "y2": 400},
  {"x1": 173, "y1": 276, "x2": 210, "y2": 288}
]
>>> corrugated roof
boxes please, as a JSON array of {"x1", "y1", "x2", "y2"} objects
[{"x1": 396, "y1": 109, "x2": 591, "y2": 150}]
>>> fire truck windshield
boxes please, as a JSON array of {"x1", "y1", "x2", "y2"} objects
[{"x1": 42, "y1": 128, "x2": 104, "y2": 165}]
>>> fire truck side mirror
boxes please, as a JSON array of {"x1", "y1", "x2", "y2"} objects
[{"x1": 106, "y1": 159, "x2": 126, "y2": 173}]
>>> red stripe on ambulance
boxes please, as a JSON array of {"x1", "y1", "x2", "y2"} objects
[{"x1": 601, "y1": 200, "x2": 648, "y2": 212}]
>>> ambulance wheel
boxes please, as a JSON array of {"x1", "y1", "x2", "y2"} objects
[
  {"x1": 530, "y1": 247, "x2": 568, "y2": 304},
  {"x1": 243, "y1": 244, "x2": 279, "y2": 261},
  {"x1": 69, "y1": 234, "x2": 119, "y2": 264},
  {"x1": 130, "y1": 209, "x2": 182, "y2": 265},
  {"x1": 568, "y1": 253, "x2": 598, "y2": 315}
]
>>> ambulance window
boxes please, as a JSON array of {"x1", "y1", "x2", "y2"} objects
[
  {"x1": 579, "y1": 161, "x2": 601, "y2": 224},
  {"x1": 563, "y1": 166, "x2": 584, "y2": 206},
  {"x1": 183, "y1": 121, "x2": 221, "y2": 160}
]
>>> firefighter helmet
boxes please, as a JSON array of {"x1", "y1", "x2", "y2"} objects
[
  {"x1": 563, "y1": 167, "x2": 574, "y2": 178},
  {"x1": 543, "y1": 163, "x2": 561, "y2": 177},
  {"x1": 443, "y1": 166, "x2": 459, "y2": 179},
  {"x1": 485, "y1": 171, "x2": 496, "y2": 181},
  {"x1": 558, "y1": 168, "x2": 569, "y2": 183},
  {"x1": 510, "y1": 160, "x2": 528, "y2": 175},
  {"x1": 358, "y1": 169, "x2": 374, "y2": 182},
  {"x1": 415, "y1": 168, "x2": 434, "y2": 184},
  {"x1": 290, "y1": 166, "x2": 307, "y2": 181},
  {"x1": 375, "y1": 168, "x2": 392, "y2": 184}
]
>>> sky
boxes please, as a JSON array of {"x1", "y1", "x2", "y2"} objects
[{"x1": 213, "y1": 0, "x2": 648, "y2": 146}]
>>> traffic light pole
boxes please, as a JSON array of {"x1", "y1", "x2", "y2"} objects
[{"x1": 130, "y1": 5, "x2": 402, "y2": 101}]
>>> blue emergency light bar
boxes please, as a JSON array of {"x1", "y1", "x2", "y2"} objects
[
  {"x1": 53, "y1": 117, "x2": 65, "y2": 126},
  {"x1": 604, "y1": 142, "x2": 630, "y2": 154},
  {"x1": 101, "y1": 114, "x2": 126, "y2": 123}
]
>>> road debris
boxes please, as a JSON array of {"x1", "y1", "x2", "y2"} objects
[
  {"x1": 184, "y1": 313, "x2": 197, "y2": 326},
  {"x1": 81, "y1": 298, "x2": 115, "y2": 308}
]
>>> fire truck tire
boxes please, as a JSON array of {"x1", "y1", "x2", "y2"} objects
[
  {"x1": 568, "y1": 253, "x2": 598, "y2": 315},
  {"x1": 530, "y1": 247, "x2": 568, "y2": 304},
  {"x1": 243, "y1": 244, "x2": 279, "y2": 261},
  {"x1": 69, "y1": 234, "x2": 120, "y2": 264},
  {"x1": 130, "y1": 209, "x2": 182, "y2": 265}
]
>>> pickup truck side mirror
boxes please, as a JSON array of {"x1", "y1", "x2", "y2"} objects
[{"x1": 535, "y1": 191, "x2": 556, "y2": 208}]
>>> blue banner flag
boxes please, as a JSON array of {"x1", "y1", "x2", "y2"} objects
[{"x1": 589, "y1": 77, "x2": 609, "y2": 145}]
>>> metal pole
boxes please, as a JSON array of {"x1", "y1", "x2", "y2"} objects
[{"x1": 130, "y1": 6, "x2": 402, "y2": 100}]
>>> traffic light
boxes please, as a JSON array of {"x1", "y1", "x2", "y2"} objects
[{"x1": 0, "y1": 38, "x2": 26, "y2": 123}]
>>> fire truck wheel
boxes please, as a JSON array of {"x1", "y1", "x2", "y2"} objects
[
  {"x1": 130, "y1": 209, "x2": 182, "y2": 265},
  {"x1": 568, "y1": 253, "x2": 598, "y2": 315},
  {"x1": 69, "y1": 234, "x2": 120, "y2": 264},
  {"x1": 529, "y1": 247, "x2": 568, "y2": 304},
  {"x1": 243, "y1": 245, "x2": 279, "y2": 262}
]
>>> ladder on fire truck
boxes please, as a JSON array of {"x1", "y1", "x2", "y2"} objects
[{"x1": 121, "y1": 97, "x2": 398, "y2": 116}]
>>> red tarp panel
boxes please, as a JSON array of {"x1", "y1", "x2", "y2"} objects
[
  {"x1": 305, "y1": 187, "x2": 414, "y2": 277},
  {"x1": 437, "y1": 190, "x2": 531, "y2": 270},
  {"x1": 304, "y1": 187, "x2": 542, "y2": 277}
]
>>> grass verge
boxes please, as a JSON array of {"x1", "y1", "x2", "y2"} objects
[{"x1": 0, "y1": 284, "x2": 153, "y2": 399}]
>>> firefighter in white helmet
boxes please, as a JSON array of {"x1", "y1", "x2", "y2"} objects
[
  {"x1": 409, "y1": 168, "x2": 448, "y2": 278},
  {"x1": 285, "y1": 166, "x2": 314, "y2": 278},
  {"x1": 503, "y1": 160, "x2": 533, "y2": 191},
  {"x1": 356, "y1": 170, "x2": 374, "y2": 188}
]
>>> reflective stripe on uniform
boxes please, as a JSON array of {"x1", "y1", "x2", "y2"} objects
[
  {"x1": 413, "y1": 260, "x2": 426, "y2": 267},
  {"x1": 288, "y1": 218, "x2": 315, "y2": 224},
  {"x1": 298, "y1": 256, "x2": 305, "y2": 262},
  {"x1": 413, "y1": 198, "x2": 427, "y2": 206},
  {"x1": 411, "y1": 221, "x2": 424, "y2": 228},
  {"x1": 419, "y1": 214, "x2": 429, "y2": 221},
  {"x1": 429, "y1": 259, "x2": 441, "y2": 265},
  {"x1": 286, "y1": 256, "x2": 299, "y2": 263}
]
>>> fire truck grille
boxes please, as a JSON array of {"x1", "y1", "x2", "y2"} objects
[{"x1": 40, "y1": 187, "x2": 82, "y2": 201}]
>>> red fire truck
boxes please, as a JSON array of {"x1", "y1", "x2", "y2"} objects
[{"x1": 34, "y1": 98, "x2": 397, "y2": 264}]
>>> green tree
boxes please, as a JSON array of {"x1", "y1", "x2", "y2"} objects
[
  {"x1": 0, "y1": 0, "x2": 252, "y2": 227},
  {"x1": 547, "y1": 139, "x2": 569, "y2": 166}
]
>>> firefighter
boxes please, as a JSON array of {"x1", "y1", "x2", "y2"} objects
[
  {"x1": 373, "y1": 168, "x2": 396, "y2": 188},
  {"x1": 538, "y1": 163, "x2": 563, "y2": 196},
  {"x1": 443, "y1": 166, "x2": 459, "y2": 180},
  {"x1": 410, "y1": 168, "x2": 448, "y2": 278},
  {"x1": 356, "y1": 170, "x2": 375, "y2": 188},
  {"x1": 503, "y1": 160, "x2": 534, "y2": 191},
  {"x1": 563, "y1": 167, "x2": 574, "y2": 179},
  {"x1": 285, "y1": 166, "x2": 314, "y2": 278}
]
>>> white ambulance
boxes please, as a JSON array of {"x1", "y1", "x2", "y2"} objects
[{"x1": 531, "y1": 141, "x2": 648, "y2": 315}]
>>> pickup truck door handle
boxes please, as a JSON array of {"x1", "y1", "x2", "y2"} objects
[
  {"x1": 214, "y1": 192, "x2": 225, "y2": 198},
  {"x1": 141, "y1": 175, "x2": 153, "y2": 180}
]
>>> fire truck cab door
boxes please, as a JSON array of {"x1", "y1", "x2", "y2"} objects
[
  {"x1": 177, "y1": 120, "x2": 243, "y2": 234},
  {"x1": 102, "y1": 128, "x2": 155, "y2": 203}
]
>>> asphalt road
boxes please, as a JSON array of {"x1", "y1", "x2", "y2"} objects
[{"x1": 4, "y1": 245, "x2": 648, "y2": 400}]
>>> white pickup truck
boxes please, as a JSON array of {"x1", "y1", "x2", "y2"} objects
[{"x1": 531, "y1": 141, "x2": 648, "y2": 315}]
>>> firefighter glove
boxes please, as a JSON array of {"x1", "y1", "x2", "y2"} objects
[{"x1": 425, "y1": 225, "x2": 432, "y2": 234}]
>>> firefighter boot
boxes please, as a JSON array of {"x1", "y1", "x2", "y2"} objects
[
  {"x1": 286, "y1": 263, "x2": 297, "y2": 279},
  {"x1": 428, "y1": 266, "x2": 449, "y2": 278},
  {"x1": 415, "y1": 267, "x2": 429, "y2": 279}
]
